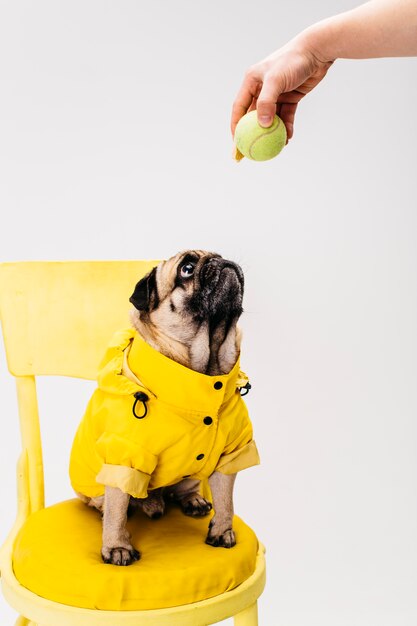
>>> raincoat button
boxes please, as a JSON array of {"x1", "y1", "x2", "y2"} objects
[
  {"x1": 203, "y1": 416, "x2": 213, "y2": 425},
  {"x1": 214, "y1": 381, "x2": 223, "y2": 390},
  {"x1": 196, "y1": 453, "x2": 205, "y2": 460}
]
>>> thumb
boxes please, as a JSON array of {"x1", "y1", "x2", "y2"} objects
[{"x1": 256, "y1": 74, "x2": 285, "y2": 127}]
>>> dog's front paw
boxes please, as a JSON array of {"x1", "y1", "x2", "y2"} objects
[
  {"x1": 205, "y1": 526, "x2": 236, "y2": 548},
  {"x1": 101, "y1": 545, "x2": 141, "y2": 566},
  {"x1": 179, "y1": 493, "x2": 212, "y2": 517}
]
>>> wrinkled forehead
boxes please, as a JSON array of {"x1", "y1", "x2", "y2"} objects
[{"x1": 155, "y1": 250, "x2": 220, "y2": 300}]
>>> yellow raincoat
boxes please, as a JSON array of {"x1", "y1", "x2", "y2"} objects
[{"x1": 70, "y1": 329, "x2": 260, "y2": 499}]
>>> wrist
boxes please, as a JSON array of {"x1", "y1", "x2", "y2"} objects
[{"x1": 296, "y1": 18, "x2": 341, "y2": 64}]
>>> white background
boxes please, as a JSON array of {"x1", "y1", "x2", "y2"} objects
[{"x1": 1, "y1": 1, "x2": 417, "y2": 624}]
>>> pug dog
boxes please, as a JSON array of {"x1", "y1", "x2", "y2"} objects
[{"x1": 70, "y1": 250, "x2": 259, "y2": 566}]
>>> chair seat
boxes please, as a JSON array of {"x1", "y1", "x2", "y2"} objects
[{"x1": 12, "y1": 499, "x2": 258, "y2": 611}]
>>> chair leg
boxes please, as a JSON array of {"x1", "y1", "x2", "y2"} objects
[{"x1": 234, "y1": 601, "x2": 258, "y2": 625}]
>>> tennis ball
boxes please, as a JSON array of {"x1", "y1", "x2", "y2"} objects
[{"x1": 234, "y1": 111, "x2": 287, "y2": 161}]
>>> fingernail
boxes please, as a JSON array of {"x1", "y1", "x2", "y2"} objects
[{"x1": 258, "y1": 115, "x2": 272, "y2": 127}]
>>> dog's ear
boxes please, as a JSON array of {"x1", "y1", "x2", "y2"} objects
[{"x1": 129, "y1": 267, "x2": 159, "y2": 312}]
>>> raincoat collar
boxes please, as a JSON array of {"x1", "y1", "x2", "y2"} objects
[{"x1": 126, "y1": 332, "x2": 242, "y2": 415}]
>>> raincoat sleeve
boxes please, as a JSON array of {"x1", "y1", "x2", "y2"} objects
[
  {"x1": 215, "y1": 407, "x2": 260, "y2": 475},
  {"x1": 95, "y1": 432, "x2": 158, "y2": 499}
]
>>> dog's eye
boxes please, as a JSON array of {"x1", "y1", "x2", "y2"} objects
[{"x1": 180, "y1": 263, "x2": 195, "y2": 278}]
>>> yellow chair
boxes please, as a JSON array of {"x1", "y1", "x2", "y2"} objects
[{"x1": 0, "y1": 261, "x2": 266, "y2": 626}]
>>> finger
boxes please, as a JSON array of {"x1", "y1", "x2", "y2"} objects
[
  {"x1": 279, "y1": 102, "x2": 298, "y2": 140},
  {"x1": 276, "y1": 89, "x2": 306, "y2": 105},
  {"x1": 231, "y1": 74, "x2": 262, "y2": 135},
  {"x1": 248, "y1": 97, "x2": 257, "y2": 113},
  {"x1": 256, "y1": 73, "x2": 286, "y2": 127}
]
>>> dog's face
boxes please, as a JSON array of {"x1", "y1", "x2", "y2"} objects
[
  {"x1": 130, "y1": 250, "x2": 244, "y2": 340},
  {"x1": 129, "y1": 250, "x2": 244, "y2": 373}
]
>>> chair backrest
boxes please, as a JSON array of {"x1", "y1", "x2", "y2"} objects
[
  {"x1": 0, "y1": 260, "x2": 160, "y2": 516},
  {"x1": 0, "y1": 260, "x2": 159, "y2": 379}
]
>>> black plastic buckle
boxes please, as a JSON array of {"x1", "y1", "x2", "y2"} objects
[
  {"x1": 239, "y1": 382, "x2": 252, "y2": 397},
  {"x1": 132, "y1": 391, "x2": 149, "y2": 419}
]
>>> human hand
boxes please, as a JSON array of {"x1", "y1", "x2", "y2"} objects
[
  {"x1": 232, "y1": 0, "x2": 417, "y2": 141},
  {"x1": 231, "y1": 33, "x2": 333, "y2": 140}
]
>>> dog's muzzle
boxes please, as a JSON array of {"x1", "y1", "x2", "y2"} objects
[{"x1": 199, "y1": 258, "x2": 244, "y2": 292}]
